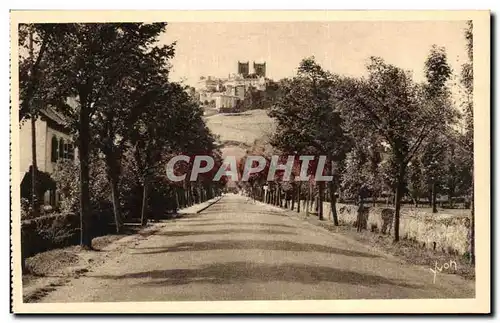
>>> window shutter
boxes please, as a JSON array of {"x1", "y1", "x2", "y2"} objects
[
  {"x1": 67, "y1": 144, "x2": 75, "y2": 160},
  {"x1": 51, "y1": 136, "x2": 58, "y2": 162},
  {"x1": 59, "y1": 138, "x2": 64, "y2": 159}
]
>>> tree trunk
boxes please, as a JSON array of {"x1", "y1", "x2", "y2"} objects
[
  {"x1": 79, "y1": 101, "x2": 92, "y2": 248},
  {"x1": 104, "y1": 151, "x2": 122, "y2": 233},
  {"x1": 297, "y1": 184, "x2": 301, "y2": 213},
  {"x1": 28, "y1": 30, "x2": 39, "y2": 219},
  {"x1": 180, "y1": 187, "x2": 186, "y2": 208},
  {"x1": 329, "y1": 181, "x2": 339, "y2": 226},
  {"x1": 24, "y1": 31, "x2": 36, "y2": 273},
  {"x1": 278, "y1": 188, "x2": 282, "y2": 207},
  {"x1": 306, "y1": 182, "x2": 311, "y2": 215},
  {"x1": 140, "y1": 178, "x2": 149, "y2": 226},
  {"x1": 207, "y1": 184, "x2": 212, "y2": 199},
  {"x1": 448, "y1": 187, "x2": 454, "y2": 208},
  {"x1": 393, "y1": 163, "x2": 406, "y2": 242},
  {"x1": 185, "y1": 183, "x2": 190, "y2": 206},
  {"x1": 193, "y1": 185, "x2": 198, "y2": 204},
  {"x1": 109, "y1": 176, "x2": 122, "y2": 232},
  {"x1": 175, "y1": 187, "x2": 180, "y2": 212},
  {"x1": 291, "y1": 183, "x2": 295, "y2": 211},
  {"x1": 318, "y1": 181, "x2": 324, "y2": 220},
  {"x1": 277, "y1": 187, "x2": 281, "y2": 207},
  {"x1": 356, "y1": 197, "x2": 365, "y2": 232},
  {"x1": 431, "y1": 182, "x2": 438, "y2": 213},
  {"x1": 311, "y1": 183, "x2": 315, "y2": 212},
  {"x1": 30, "y1": 118, "x2": 39, "y2": 216}
]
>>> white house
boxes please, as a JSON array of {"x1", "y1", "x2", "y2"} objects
[
  {"x1": 19, "y1": 106, "x2": 76, "y2": 205},
  {"x1": 213, "y1": 93, "x2": 239, "y2": 111}
]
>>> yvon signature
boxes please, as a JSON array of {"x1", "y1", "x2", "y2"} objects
[{"x1": 430, "y1": 260, "x2": 458, "y2": 283}]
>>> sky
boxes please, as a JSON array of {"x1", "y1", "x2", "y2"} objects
[{"x1": 159, "y1": 21, "x2": 469, "y2": 87}]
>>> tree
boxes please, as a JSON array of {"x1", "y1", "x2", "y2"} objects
[
  {"x1": 442, "y1": 134, "x2": 462, "y2": 208},
  {"x1": 338, "y1": 56, "x2": 457, "y2": 241},
  {"x1": 341, "y1": 148, "x2": 372, "y2": 200},
  {"x1": 19, "y1": 24, "x2": 56, "y2": 219},
  {"x1": 90, "y1": 24, "x2": 175, "y2": 232},
  {"x1": 130, "y1": 80, "x2": 218, "y2": 225},
  {"x1": 269, "y1": 57, "x2": 350, "y2": 223},
  {"x1": 25, "y1": 23, "x2": 173, "y2": 247},
  {"x1": 407, "y1": 157, "x2": 426, "y2": 207},
  {"x1": 420, "y1": 45, "x2": 453, "y2": 213},
  {"x1": 131, "y1": 82, "x2": 184, "y2": 225},
  {"x1": 421, "y1": 134, "x2": 447, "y2": 213},
  {"x1": 461, "y1": 21, "x2": 474, "y2": 264}
]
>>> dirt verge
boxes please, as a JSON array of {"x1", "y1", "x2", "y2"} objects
[
  {"x1": 22, "y1": 222, "x2": 163, "y2": 303},
  {"x1": 263, "y1": 203, "x2": 475, "y2": 281}
]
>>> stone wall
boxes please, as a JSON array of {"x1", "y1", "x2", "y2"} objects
[{"x1": 286, "y1": 200, "x2": 471, "y2": 256}]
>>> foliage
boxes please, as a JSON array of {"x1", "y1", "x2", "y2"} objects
[
  {"x1": 270, "y1": 57, "x2": 350, "y2": 161},
  {"x1": 421, "y1": 135, "x2": 447, "y2": 193},
  {"x1": 237, "y1": 80, "x2": 281, "y2": 111},
  {"x1": 51, "y1": 156, "x2": 110, "y2": 214},
  {"x1": 407, "y1": 157, "x2": 426, "y2": 204}
]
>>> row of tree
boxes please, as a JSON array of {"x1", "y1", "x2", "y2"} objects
[
  {"x1": 19, "y1": 23, "x2": 225, "y2": 248},
  {"x1": 239, "y1": 22, "x2": 474, "y2": 261}
]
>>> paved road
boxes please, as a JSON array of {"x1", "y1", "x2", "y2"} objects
[{"x1": 42, "y1": 194, "x2": 474, "y2": 302}]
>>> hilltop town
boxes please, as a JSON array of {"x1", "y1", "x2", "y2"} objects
[{"x1": 193, "y1": 61, "x2": 269, "y2": 113}]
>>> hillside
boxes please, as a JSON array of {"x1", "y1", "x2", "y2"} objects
[{"x1": 205, "y1": 109, "x2": 276, "y2": 159}]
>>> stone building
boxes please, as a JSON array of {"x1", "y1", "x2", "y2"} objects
[
  {"x1": 195, "y1": 61, "x2": 269, "y2": 111},
  {"x1": 253, "y1": 62, "x2": 266, "y2": 77},
  {"x1": 238, "y1": 61, "x2": 250, "y2": 77}
]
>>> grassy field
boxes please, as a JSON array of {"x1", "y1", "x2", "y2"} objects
[
  {"x1": 205, "y1": 109, "x2": 275, "y2": 146},
  {"x1": 205, "y1": 109, "x2": 276, "y2": 159}
]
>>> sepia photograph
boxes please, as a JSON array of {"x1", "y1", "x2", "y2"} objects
[{"x1": 10, "y1": 10, "x2": 491, "y2": 314}]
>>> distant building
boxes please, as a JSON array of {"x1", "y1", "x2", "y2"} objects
[
  {"x1": 197, "y1": 76, "x2": 219, "y2": 92},
  {"x1": 225, "y1": 74, "x2": 266, "y2": 92},
  {"x1": 253, "y1": 62, "x2": 266, "y2": 77},
  {"x1": 195, "y1": 61, "x2": 269, "y2": 111},
  {"x1": 213, "y1": 93, "x2": 239, "y2": 111},
  {"x1": 234, "y1": 84, "x2": 246, "y2": 100},
  {"x1": 238, "y1": 61, "x2": 250, "y2": 77}
]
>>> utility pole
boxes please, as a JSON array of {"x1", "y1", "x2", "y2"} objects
[{"x1": 29, "y1": 28, "x2": 39, "y2": 218}]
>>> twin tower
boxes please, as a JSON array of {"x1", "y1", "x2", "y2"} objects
[{"x1": 237, "y1": 61, "x2": 266, "y2": 78}]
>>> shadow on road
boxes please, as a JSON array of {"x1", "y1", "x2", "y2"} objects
[
  {"x1": 156, "y1": 229, "x2": 297, "y2": 237},
  {"x1": 202, "y1": 210, "x2": 289, "y2": 217},
  {"x1": 134, "y1": 239, "x2": 380, "y2": 258},
  {"x1": 94, "y1": 261, "x2": 419, "y2": 289},
  {"x1": 182, "y1": 222, "x2": 300, "y2": 229}
]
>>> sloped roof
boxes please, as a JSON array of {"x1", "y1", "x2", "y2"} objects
[{"x1": 39, "y1": 106, "x2": 69, "y2": 128}]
